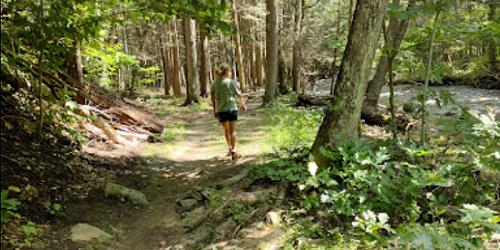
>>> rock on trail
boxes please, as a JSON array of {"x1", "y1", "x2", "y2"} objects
[
  {"x1": 70, "y1": 223, "x2": 111, "y2": 243},
  {"x1": 103, "y1": 182, "x2": 149, "y2": 206}
]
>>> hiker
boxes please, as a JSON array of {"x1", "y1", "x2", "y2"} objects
[{"x1": 211, "y1": 65, "x2": 247, "y2": 160}]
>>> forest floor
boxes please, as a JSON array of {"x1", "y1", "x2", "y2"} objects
[
  {"x1": 35, "y1": 85, "x2": 499, "y2": 250},
  {"x1": 40, "y1": 91, "x2": 277, "y2": 249}
]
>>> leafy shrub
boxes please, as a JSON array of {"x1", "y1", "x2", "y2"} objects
[
  {"x1": 264, "y1": 103, "x2": 322, "y2": 150},
  {"x1": 250, "y1": 117, "x2": 499, "y2": 247},
  {"x1": 1, "y1": 190, "x2": 19, "y2": 223}
]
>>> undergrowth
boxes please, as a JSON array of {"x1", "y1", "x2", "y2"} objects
[
  {"x1": 263, "y1": 95, "x2": 323, "y2": 151},
  {"x1": 251, "y1": 97, "x2": 499, "y2": 249}
]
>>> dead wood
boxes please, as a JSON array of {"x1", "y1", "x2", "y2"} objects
[
  {"x1": 232, "y1": 188, "x2": 277, "y2": 205},
  {"x1": 295, "y1": 94, "x2": 332, "y2": 107}
]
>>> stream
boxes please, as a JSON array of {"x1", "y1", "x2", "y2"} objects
[{"x1": 308, "y1": 79, "x2": 500, "y2": 118}]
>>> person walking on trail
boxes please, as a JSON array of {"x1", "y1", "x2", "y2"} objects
[{"x1": 211, "y1": 65, "x2": 247, "y2": 160}]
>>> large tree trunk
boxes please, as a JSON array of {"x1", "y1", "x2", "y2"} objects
[
  {"x1": 160, "y1": 25, "x2": 171, "y2": 96},
  {"x1": 66, "y1": 39, "x2": 83, "y2": 85},
  {"x1": 232, "y1": 0, "x2": 247, "y2": 92},
  {"x1": 255, "y1": 27, "x2": 264, "y2": 88},
  {"x1": 169, "y1": 17, "x2": 182, "y2": 95},
  {"x1": 120, "y1": 25, "x2": 130, "y2": 91},
  {"x1": 263, "y1": 0, "x2": 279, "y2": 106},
  {"x1": 362, "y1": 0, "x2": 415, "y2": 114},
  {"x1": 311, "y1": 0, "x2": 389, "y2": 167},
  {"x1": 291, "y1": 0, "x2": 303, "y2": 92},
  {"x1": 330, "y1": 0, "x2": 343, "y2": 94},
  {"x1": 488, "y1": 0, "x2": 497, "y2": 73},
  {"x1": 199, "y1": 26, "x2": 209, "y2": 97},
  {"x1": 128, "y1": 24, "x2": 150, "y2": 96},
  {"x1": 160, "y1": 36, "x2": 171, "y2": 96},
  {"x1": 182, "y1": 17, "x2": 199, "y2": 105},
  {"x1": 278, "y1": 49, "x2": 289, "y2": 94},
  {"x1": 240, "y1": 0, "x2": 255, "y2": 89}
]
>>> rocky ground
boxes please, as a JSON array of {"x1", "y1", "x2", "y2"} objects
[
  {"x1": 36, "y1": 93, "x2": 293, "y2": 250},
  {"x1": 23, "y1": 85, "x2": 499, "y2": 249}
]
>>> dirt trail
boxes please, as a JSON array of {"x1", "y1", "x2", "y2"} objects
[{"x1": 52, "y1": 96, "x2": 269, "y2": 250}]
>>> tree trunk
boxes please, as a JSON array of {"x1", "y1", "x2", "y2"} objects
[
  {"x1": 311, "y1": 0, "x2": 389, "y2": 167},
  {"x1": 232, "y1": 0, "x2": 247, "y2": 92},
  {"x1": 278, "y1": 49, "x2": 289, "y2": 94},
  {"x1": 330, "y1": 0, "x2": 342, "y2": 95},
  {"x1": 182, "y1": 17, "x2": 199, "y2": 105},
  {"x1": 488, "y1": 0, "x2": 497, "y2": 73},
  {"x1": 255, "y1": 28, "x2": 264, "y2": 88},
  {"x1": 240, "y1": 0, "x2": 255, "y2": 89},
  {"x1": 263, "y1": 0, "x2": 279, "y2": 106},
  {"x1": 159, "y1": 34, "x2": 171, "y2": 96},
  {"x1": 171, "y1": 17, "x2": 182, "y2": 95},
  {"x1": 199, "y1": 26, "x2": 209, "y2": 97},
  {"x1": 362, "y1": 0, "x2": 414, "y2": 114},
  {"x1": 349, "y1": 0, "x2": 354, "y2": 24},
  {"x1": 120, "y1": 25, "x2": 130, "y2": 92},
  {"x1": 128, "y1": 23, "x2": 150, "y2": 96},
  {"x1": 291, "y1": 0, "x2": 303, "y2": 92},
  {"x1": 66, "y1": 39, "x2": 83, "y2": 85}
]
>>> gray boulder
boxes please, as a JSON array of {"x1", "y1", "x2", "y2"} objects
[
  {"x1": 103, "y1": 182, "x2": 149, "y2": 206},
  {"x1": 70, "y1": 223, "x2": 111, "y2": 243}
]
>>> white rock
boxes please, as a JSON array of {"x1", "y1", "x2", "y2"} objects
[
  {"x1": 265, "y1": 210, "x2": 283, "y2": 225},
  {"x1": 70, "y1": 223, "x2": 111, "y2": 242}
]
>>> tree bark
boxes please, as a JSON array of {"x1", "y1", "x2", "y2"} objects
[
  {"x1": 171, "y1": 17, "x2": 182, "y2": 95},
  {"x1": 159, "y1": 33, "x2": 171, "y2": 96},
  {"x1": 128, "y1": 23, "x2": 150, "y2": 96},
  {"x1": 362, "y1": 0, "x2": 415, "y2": 114},
  {"x1": 232, "y1": 0, "x2": 247, "y2": 92},
  {"x1": 182, "y1": 17, "x2": 199, "y2": 105},
  {"x1": 121, "y1": 25, "x2": 130, "y2": 92},
  {"x1": 330, "y1": 0, "x2": 342, "y2": 95},
  {"x1": 291, "y1": 0, "x2": 303, "y2": 92},
  {"x1": 255, "y1": 27, "x2": 264, "y2": 88},
  {"x1": 263, "y1": 0, "x2": 279, "y2": 106},
  {"x1": 311, "y1": 0, "x2": 389, "y2": 167},
  {"x1": 488, "y1": 0, "x2": 497, "y2": 73},
  {"x1": 66, "y1": 39, "x2": 83, "y2": 85},
  {"x1": 278, "y1": 48, "x2": 289, "y2": 94},
  {"x1": 241, "y1": 0, "x2": 255, "y2": 89},
  {"x1": 199, "y1": 26, "x2": 209, "y2": 97}
]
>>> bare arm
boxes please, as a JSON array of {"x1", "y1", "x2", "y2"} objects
[
  {"x1": 211, "y1": 95, "x2": 217, "y2": 117},
  {"x1": 237, "y1": 94, "x2": 247, "y2": 111}
]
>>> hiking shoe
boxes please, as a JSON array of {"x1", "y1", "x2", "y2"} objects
[{"x1": 231, "y1": 152, "x2": 241, "y2": 160}]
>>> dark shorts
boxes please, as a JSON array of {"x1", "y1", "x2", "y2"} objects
[{"x1": 217, "y1": 110, "x2": 238, "y2": 123}]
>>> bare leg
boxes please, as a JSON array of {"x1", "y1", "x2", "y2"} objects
[
  {"x1": 229, "y1": 121, "x2": 237, "y2": 152},
  {"x1": 221, "y1": 122, "x2": 231, "y2": 150}
]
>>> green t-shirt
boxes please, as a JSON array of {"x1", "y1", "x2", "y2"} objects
[{"x1": 211, "y1": 78, "x2": 242, "y2": 112}]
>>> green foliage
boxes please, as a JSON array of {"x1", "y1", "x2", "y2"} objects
[
  {"x1": 43, "y1": 201, "x2": 64, "y2": 217},
  {"x1": 161, "y1": 122, "x2": 186, "y2": 143},
  {"x1": 21, "y1": 221, "x2": 38, "y2": 247},
  {"x1": 1, "y1": 190, "x2": 19, "y2": 223},
  {"x1": 227, "y1": 203, "x2": 250, "y2": 222},
  {"x1": 251, "y1": 105, "x2": 499, "y2": 248},
  {"x1": 264, "y1": 101, "x2": 322, "y2": 150},
  {"x1": 396, "y1": 204, "x2": 499, "y2": 250}
]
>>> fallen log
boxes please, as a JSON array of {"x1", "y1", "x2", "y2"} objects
[
  {"x1": 216, "y1": 170, "x2": 249, "y2": 188},
  {"x1": 115, "y1": 130, "x2": 151, "y2": 142},
  {"x1": 232, "y1": 188, "x2": 277, "y2": 206},
  {"x1": 81, "y1": 122, "x2": 109, "y2": 142},
  {"x1": 44, "y1": 68, "x2": 165, "y2": 133},
  {"x1": 295, "y1": 94, "x2": 332, "y2": 107},
  {"x1": 94, "y1": 117, "x2": 135, "y2": 146}
]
